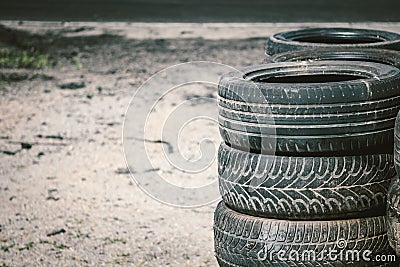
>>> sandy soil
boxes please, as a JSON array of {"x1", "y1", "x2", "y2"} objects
[{"x1": 1, "y1": 22, "x2": 400, "y2": 267}]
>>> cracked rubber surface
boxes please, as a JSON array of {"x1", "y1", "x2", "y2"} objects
[
  {"x1": 214, "y1": 202, "x2": 396, "y2": 267},
  {"x1": 218, "y1": 61, "x2": 400, "y2": 155},
  {"x1": 218, "y1": 143, "x2": 395, "y2": 219},
  {"x1": 265, "y1": 28, "x2": 400, "y2": 56}
]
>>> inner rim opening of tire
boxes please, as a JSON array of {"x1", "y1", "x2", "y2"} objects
[
  {"x1": 278, "y1": 29, "x2": 393, "y2": 44},
  {"x1": 245, "y1": 69, "x2": 371, "y2": 84},
  {"x1": 291, "y1": 34, "x2": 385, "y2": 44}
]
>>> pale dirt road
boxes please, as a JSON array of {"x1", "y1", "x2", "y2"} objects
[{"x1": 1, "y1": 22, "x2": 400, "y2": 267}]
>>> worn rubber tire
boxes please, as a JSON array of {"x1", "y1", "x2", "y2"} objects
[
  {"x1": 216, "y1": 256, "x2": 398, "y2": 267},
  {"x1": 265, "y1": 28, "x2": 400, "y2": 56},
  {"x1": 396, "y1": 135, "x2": 400, "y2": 175},
  {"x1": 267, "y1": 48, "x2": 400, "y2": 70},
  {"x1": 219, "y1": 103, "x2": 400, "y2": 125},
  {"x1": 220, "y1": 127, "x2": 394, "y2": 155},
  {"x1": 219, "y1": 115, "x2": 396, "y2": 135},
  {"x1": 219, "y1": 95, "x2": 400, "y2": 117},
  {"x1": 219, "y1": 62, "x2": 400, "y2": 105},
  {"x1": 387, "y1": 179, "x2": 400, "y2": 257},
  {"x1": 218, "y1": 61, "x2": 400, "y2": 155},
  {"x1": 395, "y1": 111, "x2": 400, "y2": 175},
  {"x1": 218, "y1": 143, "x2": 395, "y2": 220},
  {"x1": 214, "y1": 202, "x2": 396, "y2": 266}
]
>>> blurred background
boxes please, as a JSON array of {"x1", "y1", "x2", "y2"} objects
[{"x1": 1, "y1": 0, "x2": 400, "y2": 22}]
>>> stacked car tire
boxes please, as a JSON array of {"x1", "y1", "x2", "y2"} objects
[
  {"x1": 214, "y1": 28, "x2": 400, "y2": 266},
  {"x1": 387, "y1": 112, "x2": 400, "y2": 257}
]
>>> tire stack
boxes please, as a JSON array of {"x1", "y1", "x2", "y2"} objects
[{"x1": 214, "y1": 28, "x2": 400, "y2": 266}]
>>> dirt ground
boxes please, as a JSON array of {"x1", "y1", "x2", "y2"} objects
[{"x1": 1, "y1": 22, "x2": 400, "y2": 267}]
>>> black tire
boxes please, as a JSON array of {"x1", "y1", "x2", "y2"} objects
[
  {"x1": 214, "y1": 202, "x2": 396, "y2": 266},
  {"x1": 218, "y1": 61, "x2": 400, "y2": 155},
  {"x1": 219, "y1": 115, "x2": 396, "y2": 135},
  {"x1": 395, "y1": 111, "x2": 400, "y2": 175},
  {"x1": 387, "y1": 179, "x2": 400, "y2": 257},
  {"x1": 267, "y1": 48, "x2": 400, "y2": 70},
  {"x1": 265, "y1": 28, "x2": 400, "y2": 56},
  {"x1": 219, "y1": 103, "x2": 400, "y2": 125},
  {"x1": 219, "y1": 95, "x2": 400, "y2": 116},
  {"x1": 220, "y1": 127, "x2": 394, "y2": 156},
  {"x1": 396, "y1": 134, "x2": 400, "y2": 175},
  {"x1": 218, "y1": 143, "x2": 395, "y2": 220},
  {"x1": 219, "y1": 62, "x2": 400, "y2": 105}
]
